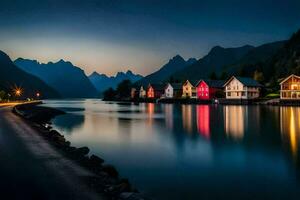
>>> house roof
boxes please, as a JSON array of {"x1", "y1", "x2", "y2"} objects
[
  {"x1": 149, "y1": 83, "x2": 165, "y2": 91},
  {"x1": 169, "y1": 83, "x2": 182, "y2": 90},
  {"x1": 196, "y1": 79, "x2": 225, "y2": 88},
  {"x1": 223, "y1": 76, "x2": 263, "y2": 87},
  {"x1": 279, "y1": 74, "x2": 300, "y2": 85},
  {"x1": 184, "y1": 80, "x2": 198, "y2": 86}
]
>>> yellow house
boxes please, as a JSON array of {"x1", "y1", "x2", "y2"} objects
[
  {"x1": 182, "y1": 80, "x2": 197, "y2": 98},
  {"x1": 280, "y1": 74, "x2": 300, "y2": 99}
]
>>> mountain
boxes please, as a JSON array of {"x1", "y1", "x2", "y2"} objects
[
  {"x1": 89, "y1": 70, "x2": 143, "y2": 93},
  {"x1": 0, "y1": 51, "x2": 59, "y2": 98},
  {"x1": 135, "y1": 55, "x2": 197, "y2": 86},
  {"x1": 171, "y1": 45, "x2": 255, "y2": 80},
  {"x1": 14, "y1": 58, "x2": 98, "y2": 98},
  {"x1": 225, "y1": 41, "x2": 286, "y2": 76},
  {"x1": 267, "y1": 29, "x2": 300, "y2": 81}
]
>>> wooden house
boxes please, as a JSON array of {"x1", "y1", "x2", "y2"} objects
[
  {"x1": 164, "y1": 83, "x2": 183, "y2": 98},
  {"x1": 280, "y1": 74, "x2": 300, "y2": 99},
  {"x1": 223, "y1": 76, "x2": 262, "y2": 99},
  {"x1": 196, "y1": 79, "x2": 224, "y2": 100},
  {"x1": 182, "y1": 80, "x2": 197, "y2": 98},
  {"x1": 139, "y1": 86, "x2": 146, "y2": 98},
  {"x1": 147, "y1": 84, "x2": 165, "y2": 98}
]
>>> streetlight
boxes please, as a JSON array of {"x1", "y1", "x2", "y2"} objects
[
  {"x1": 13, "y1": 86, "x2": 23, "y2": 101},
  {"x1": 36, "y1": 92, "x2": 40, "y2": 99},
  {"x1": 15, "y1": 89, "x2": 21, "y2": 96}
]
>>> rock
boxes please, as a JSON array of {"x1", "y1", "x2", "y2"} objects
[
  {"x1": 68, "y1": 146, "x2": 90, "y2": 159},
  {"x1": 65, "y1": 141, "x2": 71, "y2": 147},
  {"x1": 77, "y1": 146, "x2": 90, "y2": 155},
  {"x1": 119, "y1": 192, "x2": 147, "y2": 200},
  {"x1": 102, "y1": 164, "x2": 119, "y2": 178},
  {"x1": 90, "y1": 154, "x2": 104, "y2": 166},
  {"x1": 105, "y1": 181, "x2": 131, "y2": 195}
]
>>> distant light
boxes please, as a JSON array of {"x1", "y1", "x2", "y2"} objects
[
  {"x1": 36, "y1": 92, "x2": 40, "y2": 97},
  {"x1": 14, "y1": 88, "x2": 22, "y2": 96}
]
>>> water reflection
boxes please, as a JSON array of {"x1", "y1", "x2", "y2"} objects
[
  {"x1": 147, "y1": 103, "x2": 155, "y2": 125},
  {"x1": 196, "y1": 105, "x2": 210, "y2": 139},
  {"x1": 224, "y1": 106, "x2": 247, "y2": 140},
  {"x1": 280, "y1": 107, "x2": 300, "y2": 159},
  {"x1": 52, "y1": 113, "x2": 85, "y2": 133},
  {"x1": 45, "y1": 100, "x2": 300, "y2": 200},
  {"x1": 182, "y1": 105, "x2": 193, "y2": 133},
  {"x1": 164, "y1": 104, "x2": 174, "y2": 130}
]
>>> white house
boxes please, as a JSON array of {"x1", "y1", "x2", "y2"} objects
[
  {"x1": 139, "y1": 86, "x2": 146, "y2": 98},
  {"x1": 164, "y1": 83, "x2": 173, "y2": 98},
  {"x1": 223, "y1": 76, "x2": 262, "y2": 99},
  {"x1": 164, "y1": 83, "x2": 182, "y2": 98}
]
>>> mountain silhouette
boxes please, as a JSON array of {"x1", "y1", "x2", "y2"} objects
[
  {"x1": 15, "y1": 58, "x2": 98, "y2": 98},
  {"x1": 171, "y1": 45, "x2": 255, "y2": 80},
  {"x1": 89, "y1": 70, "x2": 143, "y2": 94},
  {"x1": 0, "y1": 51, "x2": 59, "y2": 98},
  {"x1": 135, "y1": 55, "x2": 196, "y2": 85},
  {"x1": 224, "y1": 41, "x2": 286, "y2": 76}
]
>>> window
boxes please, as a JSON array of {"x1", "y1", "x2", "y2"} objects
[{"x1": 228, "y1": 92, "x2": 231, "y2": 96}]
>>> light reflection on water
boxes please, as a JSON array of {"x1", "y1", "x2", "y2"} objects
[{"x1": 44, "y1": 99, "x2": 300, "y2": 200}]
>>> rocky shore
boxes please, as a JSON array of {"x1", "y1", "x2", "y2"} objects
[{"x1": 13, "y1": 102, "x2": 149, "y2": 200}]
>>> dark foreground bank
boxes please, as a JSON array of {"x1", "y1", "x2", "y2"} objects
[{"x1": 13, "y1": 102, "x2": 149, "y2": 200}]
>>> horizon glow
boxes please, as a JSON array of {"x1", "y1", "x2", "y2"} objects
[{"x1": 0, "y1": 0, "x2": 300, "y2": 76}]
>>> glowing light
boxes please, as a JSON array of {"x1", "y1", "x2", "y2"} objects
[
  {"x1": 280, "y1": 107, "x2": 300, "y2": 160},
  {"x1": 289, "y1": 109, "x2": 297, "y2": 157},
  {"x1": 13, "y1": 86, "x2": 23, "y2": 97},
  {"x1": 224, "y1": 106, "x2": 245, "y2": 140},
  {"x1": 147, "y1": 103, "x2": 154, "y2": 125},
  {"x1": 182, "y1": 105, "x2": 193, "y2": 133},
  {"x1": 197, "y1": 105, "x2": 210, "y2": 139},
  {"x1": 36, "y1": 92, "x2": 40, "y2": 97}
]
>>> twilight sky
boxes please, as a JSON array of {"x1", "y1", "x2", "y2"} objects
[{"x1": 1, "y1": 0, "x2": 300, "y2": 76}]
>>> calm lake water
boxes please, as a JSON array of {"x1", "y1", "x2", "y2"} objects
[{"x1": 44, "y1": 99, "x2": 300, "y2": 200}]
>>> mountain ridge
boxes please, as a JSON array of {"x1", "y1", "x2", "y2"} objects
[
  {"x1": 88, "y1": 70, "x2": 143, "y2": 94},
  {"x1": 135, "y1": 55, "x2": 197, "y2": 86},
  {"x1": 0, "y1": 51, "x2": 60, "y2": 98},
  {"x1": 14, "y1": 58, "x2": 98, "y2": 98}
]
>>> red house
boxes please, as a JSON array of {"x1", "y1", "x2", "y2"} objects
[
  {"x1": 147, "y1": 84, "x2": 165, "y2": 98},
  {"x1": 196, "y1": 80, "x2": 224, "y2": 100}
]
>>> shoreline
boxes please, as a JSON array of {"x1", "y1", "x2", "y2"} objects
[
  {"x1": 13, "y1": 102, "x2": 149, "y2": 200},
  {"x1": 104, "y1": 97, "x2": 300, "y2": 106}
]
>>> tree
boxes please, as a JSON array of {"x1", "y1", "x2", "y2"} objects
[
  {"x1": 169, "y1": 76, "x2": 175, "y2": 83},
  {"x1": 103, "y1": 88, "x2": 116, "y2": 100},
  {"x1": 220, "y1": 71, "x2": 228, "y2": 80},
  {"x1": 0, "y1": 90, "x2": 6, "y2": 101},
  {"x1": 209, "y1": 72, "x2": 217, "y2": 80},
  {"x1": 253, "y1": 70, "x2": 264, "y2": 83},
  {"x1": 116, "y1": 79, "x2": 132, "y2": 99},
  {"x1": 238, "y1": 67, "x2": 247, "y2": 76}
]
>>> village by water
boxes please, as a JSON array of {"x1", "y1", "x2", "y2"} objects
[{"x1": 44, "y1": 99, "x2": 300, "y2": 200}]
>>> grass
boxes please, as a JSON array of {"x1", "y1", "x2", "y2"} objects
[{"x1": 265, "y1": 93, "x2": 280, "y2": 98}]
